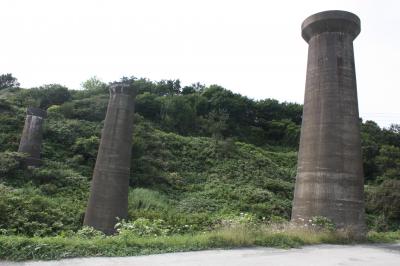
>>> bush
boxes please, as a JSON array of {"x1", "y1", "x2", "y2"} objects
[
  {"x1": 128, "y1": 188, "x2": 171, "y2": 212},
  {"x1": 310, "y1": 216, "x2": 336, "y2": 232},
  {"x1": 0, "y1": 152, "x2": 26, "y2": 177},
  {"x1": 217, "y1": 213, "x2": 258, "y2": 229},
  {"x1": 0, "y1": 73, "x2": 20, "y2": 90},
  {"x1": 366, "y1": 180, "x2": 400, "y2": 231},
  {"x1": 0, "y1": 76, "x2": 399, "y2": 245},
  {"x1": 115, "y1": 218, "x2": 170, "y2": 237},
  {"x1": 60, "y1": 95, "x2": 108, "y2": 121},
  {"x1": 76, "y1": 226, "x2": 105, "y2": 239},
  {"x1": 13, "y1": 84, "x2": 71, "y2": 109},
  {"x1": 32, "y1": 161, "x2": 86, "y2": 187},
  {"x1": 2, "y1": 225, "x2": 397, "y2": 261},
  {"x1": 0, "y1": 185, "x2": 84, "y2": 236}
]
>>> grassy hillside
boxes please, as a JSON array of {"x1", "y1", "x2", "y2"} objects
[
  {"x1": 0, "y1": 76, "x2": 399, "y2": 260},
  {"x1": 0, "y1": 105, "x2": 297, "y2": 236}
]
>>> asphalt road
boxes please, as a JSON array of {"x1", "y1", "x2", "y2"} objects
[{"x1": 1, "y1": 244, "x2": 400, "y2": 266}]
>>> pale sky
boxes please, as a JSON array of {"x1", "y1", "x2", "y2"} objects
[{"x1": 1, "y1": 0, "x2": 399, "y2": 127}]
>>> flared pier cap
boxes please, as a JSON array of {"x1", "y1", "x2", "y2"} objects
[{"x1": 301, "y1": 10, "x2": 361, "y2": 43}]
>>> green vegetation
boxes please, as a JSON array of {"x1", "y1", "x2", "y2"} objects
[
  {"x1": 0, "y1": 75, "x2": 399, "y2": 260},
  {"x1": 2, "y1": 224, "x2": 399, "y2": 261}
]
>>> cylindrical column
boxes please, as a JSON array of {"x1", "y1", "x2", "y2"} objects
[
  {"x1": 18, "y1": 107, "x2": 47, "y2": 167},
  {"x1": 292, "y1": 10, "x2": 366, "y2": 236},
  {"x1": 84, "y1": 82, "x2": 136, "y2": 234}
]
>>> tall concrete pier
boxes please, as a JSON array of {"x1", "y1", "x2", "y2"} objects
[
  {"x1": 18, "y1": 107, "x2": 47, "y2": 167},
  {"x1": 292, "y1": 11, "x2": 366, "y2": 236},
  {"x1": 84, "y1": 82, "x2": 136, "y2": 234}
]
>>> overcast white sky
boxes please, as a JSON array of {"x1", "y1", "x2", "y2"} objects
[{"x1": 1, "y1": 0, "x2": 399, "y2": 127}]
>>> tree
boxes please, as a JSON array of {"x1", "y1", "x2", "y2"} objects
[
  {"x1": 388, "y1": 124, "x2": 400, "y2": 134},
  {"x1": 202, "y1": 85, "x2": 255, "y2": 137},
  {"x1": 182, "y1": 82, "x2": 205, "y2": 95},
  {"x1": 376, "y1": 145, "x2": 400, "y2": 180},
  {"x1": 361, "y1": 120, "x2": 384, "y2": 181},
  {"x1": 13, "y1": 84, "x2": 71, "y2": 109},
  {"x1": 181, "y1": 86, "x2": 196, "y2": 95},
  {"x1": 36, "y1": 84, "x2": 72, "y2": 109},
  {"x1": 0, "y1": 74, "x2": 20, "y2": 90},
  {"x1": 81, "y1": 76, "x2": 107, "y2": 92},
  {"x1": 205, "y1": 109, "x2": 229, "y2": 144},
  {"x1": 382, "y1": 124, "x2": 400, "y2": 147},
  {"x1": 366, "y1": 179, "x2": 400, "y2": 230},
  {"x1": 133, "y1": 78, "x2": 156, "y2": 95},
  {"x1": 135, "y1": 92, "x2": 162, "y2": 121},
  {"x1": 160, "y1": 96, "x2": 196, "y2": 134},
  {"x1": 264, "y1": 119, "x2": 300, "y2": 147},
  {"x1": 155, "y1": 80, "x2": 181, "y2": 96}
]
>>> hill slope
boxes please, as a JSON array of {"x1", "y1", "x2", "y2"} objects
[{"x1": 0, "y1": 77, "x2": 399, "y2": 238}]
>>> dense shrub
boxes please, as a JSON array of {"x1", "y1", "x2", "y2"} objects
[
  {"x1": 11, "y1": 84, "x2": 71, "y2": 109},
  {"x1": 76, "y1": 226, "x2": 105, "y2": 239},
  {"x1": 0, "y1": 152, "x2": 27, "y2": 178},
  {"x1": 0, "y1": 184, "x2": 84, "y2": 236},
  {"x1": 116, "y1": 218, "x2": 170, "y2": 237},
  {"x1": 366, "y1": 180, "x2": 400, "y2": 231},
  {"x1": 0, "y1": 76, "x2": 399, "y2": 244}
]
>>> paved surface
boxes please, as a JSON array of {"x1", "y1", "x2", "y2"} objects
[{"x1": 1, "y1": 244, "x2": 400, "y2": 266}]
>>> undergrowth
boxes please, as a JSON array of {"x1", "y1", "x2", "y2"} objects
[
  {"x1": 1, "y1": 79, "x2": 400, "y2": 262},
  {"x1": 2, "y1": 225, "x2": 398, "y2": 261}
]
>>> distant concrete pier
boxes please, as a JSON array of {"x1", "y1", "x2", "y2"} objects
[
  {"x1": 292, "y1": 10, "x2": 366, "y2": 236},
  {"x1": 18, "y1": 107, "x2": 47, "y2": 167},
  {"x1": 84, "y1": 82, "x2": 136, "y2": 235}
]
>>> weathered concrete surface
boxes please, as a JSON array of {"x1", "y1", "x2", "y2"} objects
[
  {"x1": 2, "y1": 244, "x2": 400, "y2": 266},
  {"x1": 18, "y1": 107, "x2": 47, "y2": 167},
  {"x1": 292, "y1": 10, "x2": 366, "y2": 236},
  {"x1": 83, "y1": 82, "x2": 136, "y2": 235}
]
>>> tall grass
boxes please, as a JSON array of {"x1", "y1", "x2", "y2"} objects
[
  {"x1": 1, "y1": 224, "x2": 398, "y2": 261},
  {"x1": 128, "y1": 188, "x2": 172, "y2": 212}
]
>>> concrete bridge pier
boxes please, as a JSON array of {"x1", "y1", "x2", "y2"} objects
[
  {"x1": 84, "y1": 82, "x2": 136, "y2": 235},
  {"x1": 18, "y1": 107, "x2": 47, "y2": 167},
  {"x1": 291, "y1": 10, "x2": 366, "y2": 237}
]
